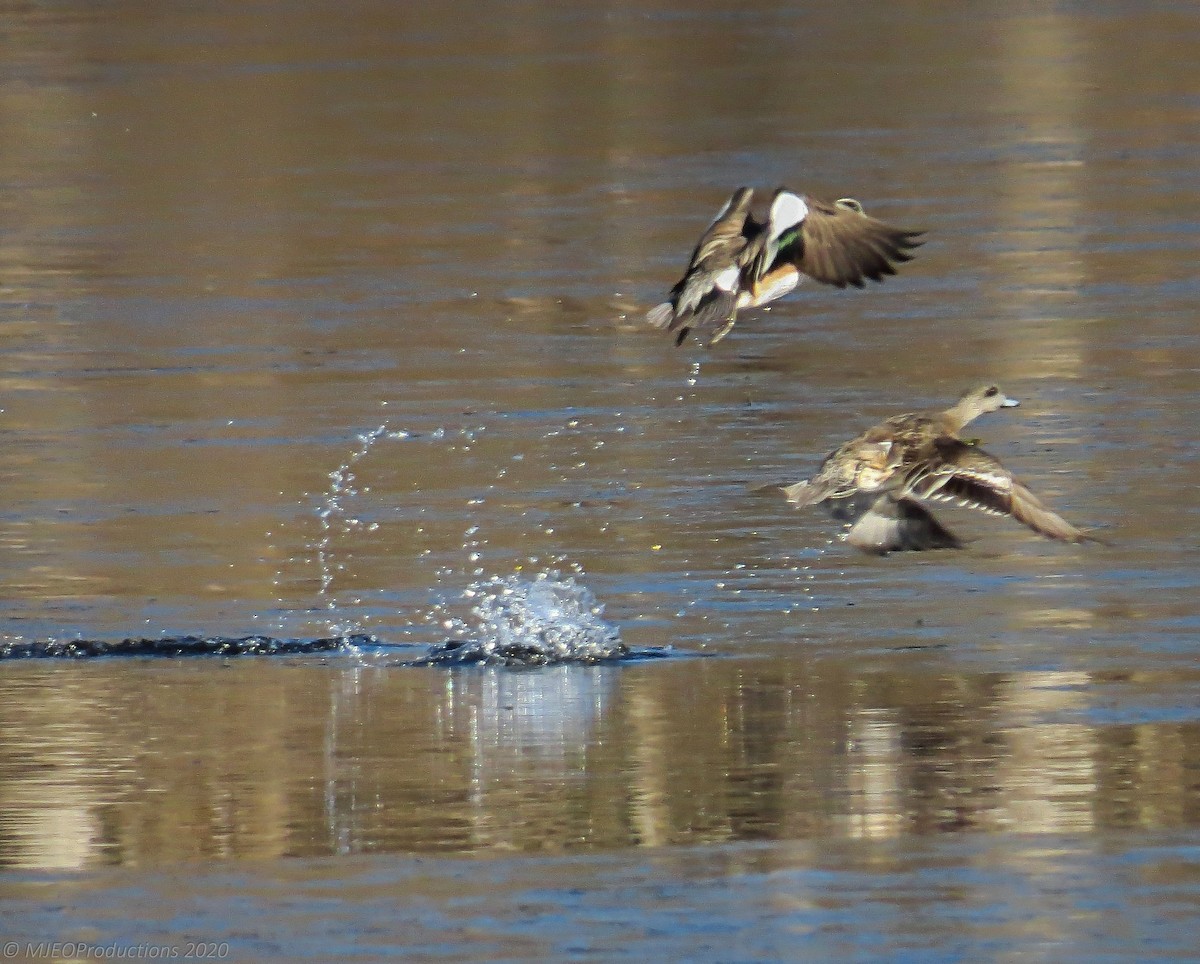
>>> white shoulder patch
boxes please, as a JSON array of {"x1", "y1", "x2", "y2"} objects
[{"x1": 770, "y1": 192, "x2": 808, "y2": 233}]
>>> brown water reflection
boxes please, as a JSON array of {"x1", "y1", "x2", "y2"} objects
[
  {"x1": 2, "y1": 657, "x2": 1198, "y2": 870},
  {"x1": 2, "y1": 0, "x2": 1200, "y2": 956}
]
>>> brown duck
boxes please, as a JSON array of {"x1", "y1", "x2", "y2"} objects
[{"x1": 774, "y1": 385, "x2": 1099, "y2": 553}]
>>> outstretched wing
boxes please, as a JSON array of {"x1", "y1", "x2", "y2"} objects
[
  {"x1": 776, "y1": 196, "x2": 923, "y2": 289},
  {"x1": 904, "y1": 439, "x2": 1092, "y2": 543}
]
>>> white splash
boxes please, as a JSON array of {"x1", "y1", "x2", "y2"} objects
[
  {"x1": 315, "y1": 424, "x2": 411, "y2": 639},
  {"x1": 432, "y1": 572, "x2": 623, "y2": 664}
]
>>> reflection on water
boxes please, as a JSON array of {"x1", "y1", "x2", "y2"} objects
[
  {"x1": 2, "y1": 658, "x2": 1200, "y2": 870},
  {"x1": 337, "y1": 665, "x2": 619, "y2": 852},
  {"x1": 4, "y1": 833, "x2": 1200, "y2": 960}
]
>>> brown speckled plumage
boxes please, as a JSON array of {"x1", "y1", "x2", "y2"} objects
[{"x1": 776, "y1": 386, "x2": 1098, "y2": 553}]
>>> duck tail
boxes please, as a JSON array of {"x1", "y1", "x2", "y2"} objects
[
  {"x1": 747, "y1": 480, "x2": 820, "y2": 504},
  {"x1": 646, "y1": 302, "x2": 675, "y2": 329},
  {"x1": 779, "y1": 480, "x2": 830, "y2": 507}
]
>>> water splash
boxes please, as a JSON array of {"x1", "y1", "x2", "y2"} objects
[
  {"x1": 314, "y1": 424, "x2": 410, "y2": 639},
  {"x1": 301, "y1": 419, "x2": 636, "y2": 663},
  {"x1": 418, "y1": 572, "x2": 625, "y2": 665}
]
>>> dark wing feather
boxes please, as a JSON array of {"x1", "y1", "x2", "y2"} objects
[
  {"x1": 786, "y1": 198, "x2": 923, "y2": 289},
  {"x1": 906, "y1": 440, "x2": 1092, "y2": 543},
  {"x1": 1007, "y1": 480, "x2": 1094, "y2": 543},
  {"x1": 688, "y1": 190, "x2": 755, "y2": 267}
]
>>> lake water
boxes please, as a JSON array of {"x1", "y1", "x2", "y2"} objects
[{"x1": 2, "y1": 1, "x2": 1199, "y2": 960}]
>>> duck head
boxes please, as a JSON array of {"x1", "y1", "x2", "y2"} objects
[{"x1": 945, "y1": 384, "x2": 1020, "y2": 431}]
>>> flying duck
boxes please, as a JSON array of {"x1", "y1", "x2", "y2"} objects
[
  {"x1": 647, "y1": 187, "x2": 923, "y2": 346},
  {"x1": 771, "y1": 385, "x2": 1098, "y2": 553}
]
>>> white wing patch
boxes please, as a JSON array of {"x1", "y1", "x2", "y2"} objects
[
  {"x1": 769, "y1": 192, "x2": 808, "y2": 236},
  {"x1": 714, "y1": 264, "x2": 741, "y2": 292},
  {"x1": 762, "y1": 191, "x2": 809, "y2": 277}
]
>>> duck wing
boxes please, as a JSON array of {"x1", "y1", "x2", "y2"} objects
[
  {"x1": 647, "y1": 187, "x2": 762, "y2": 338},
  {"x1": 772, "y1": 196, "x2": 923, "y2": 289},
  {"x1": 905, "y1": 439, "x2": 1092, "y2": 543}
]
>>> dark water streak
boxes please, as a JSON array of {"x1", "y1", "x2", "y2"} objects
[{"x1": 0, "y1": 634, "x2": 355, "y2": 659}]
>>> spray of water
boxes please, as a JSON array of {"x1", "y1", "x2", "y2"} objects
[
  {"x1": 422, "y1": 571, "x2": 624, "y2": 665},
  {"x1": 315, "y1": 424, "x2": 411, "y2": 640},
  {"x1": 306, "y1": 420, "x2": 628, "y2": 663}
]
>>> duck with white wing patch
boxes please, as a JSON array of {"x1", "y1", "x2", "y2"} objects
[{"x1": 647, "y1": 186, "x2": 923, "y2": 347}]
